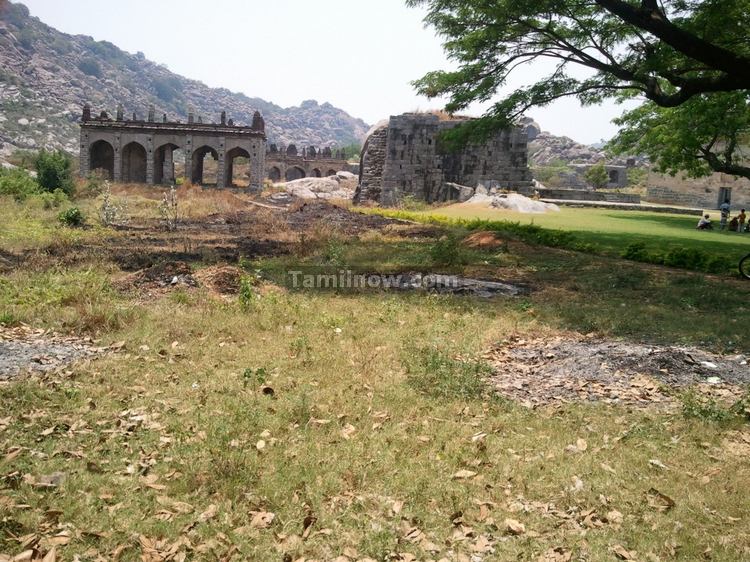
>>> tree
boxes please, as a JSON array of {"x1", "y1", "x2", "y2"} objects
[
  {"x1": 35, "y1": 150, "x2": 75, "y2": 196},
  {"x1": 406, "y1": 0, "x2": 750, "y2": 177},
  {"x1": 609, "y1": 92, "x2": 750, "y2": 178},
  {"x1": 585, "y1": 162, "x2": 610, "y2": 189}
]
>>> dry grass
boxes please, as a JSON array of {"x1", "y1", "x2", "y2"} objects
[{"x1": 1, "y1": 186, "x2": 749, "y2": 561}]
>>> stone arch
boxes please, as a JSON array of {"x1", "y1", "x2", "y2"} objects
[
  {"x1": 191, "y1": 145, "x2": 219, "y2": 185},
  {"x1": 89, "y1": 139, "x2": 114, "y2": 180},
  {"x1": 225, "y1": 146, "x2": 251, "y2": 187},
  {"x1": 285, "y1": 166, "x2": 305, "y2": 181},
  {"x1": 311, "y1": 168, "x2": 322, "y2": 177},
  {"x1": 268, "y1": 166, "x2": 281, "y2": 182},
  {"x1": 154, "y1": 143, "x2": 180, "y2": 185},
  {"x1": 326, "y1": 169, "x2": 337, "y2": 177},
  {"x1": 121, "y1": 141, "x2": 147, "y2": 183}
]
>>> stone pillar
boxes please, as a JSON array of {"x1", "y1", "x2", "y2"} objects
[
  {"x1": 79, "y1": 130, "x2": 89, "y2": 178},
  {"x1": 220, "y1": 111, "x2": 226, "y2": 125},
  {"x1": 216, "y1": 137, "x2": 226, "y2": 188},
  {"x1": 163, "y1": 147, "x2": 174, "y2": 184},
  {"x1": 113, "y1": 134, "x2": 122, "y2": 182},
  {"x1": 249, "y1": 139, "x2": 266, "y2": 192},
  {"x1": 148, "y1": 105, "x2": 155, "y2": 122},
  {"x1": 116, "y1": 104, "x2": 124, "y2": 121},
  {"x1": 184, "y1": 135, "x2": 193, "y2": 184},
  {"x1": 146, "y1": 135, "x2": 154, "y2": 184}
]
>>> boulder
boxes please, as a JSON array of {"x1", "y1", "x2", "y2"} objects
[{"x1": 280, "y1": 176, "x2": 355, "y2": 200}]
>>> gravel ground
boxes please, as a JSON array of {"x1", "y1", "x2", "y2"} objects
[
  {"x1": 487, "y1": 334, "x2": 750, "y2": 407},
  {"x1": 0, "y1": 326, "x2": 108, "y2": 380}
]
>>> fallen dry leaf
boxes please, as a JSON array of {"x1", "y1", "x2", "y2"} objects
[
  {"x1": 504, "y1": 518, "x2": 526, "y2": 535},
  {"x1": 452, "y1": 469, "x2": 477, "y2": 480},
  {"x1": 250, "y1": 511, "x2": 275, "y2": 529},
  {"x1": 612, "y1": 544, "x2": 636, "y2": 560}
]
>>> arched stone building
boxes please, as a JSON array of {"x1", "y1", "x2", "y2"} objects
[
  {"x1": 265, "y1": 143, "x2": 351, "y2": 183},
  {"x1": 79, "y1": 104, "x2": 267, "y2": 190}
]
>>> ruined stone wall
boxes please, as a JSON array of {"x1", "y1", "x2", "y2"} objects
[
  {"x1": 645, "y1": 171, "x2": 750, "y2": 210},
  {"x1": 354, "y1": 126, "x2": 388, "y2": 204},
  {"x1": 357, "y1": 113, "x2": 532, "y2": 206}
]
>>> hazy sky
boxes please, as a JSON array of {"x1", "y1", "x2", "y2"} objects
[{"x1": 19, "y1": 0, "x2": 636, "y2": 144}]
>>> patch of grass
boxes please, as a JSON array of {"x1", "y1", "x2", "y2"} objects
[
  {"x1": 362, "y1": 205, "x2": 750, "y2": 275},
  {"x1": 405, "y1": 347, "x2": 494, "y2": 400}
]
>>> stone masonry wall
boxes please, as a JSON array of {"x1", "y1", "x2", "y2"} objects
[
  {"x1": 357, "y1": 113, "x2": 532, "y2": 206},
  {"x1": 354, "y1": 126, "x2": 388, "y2": 203},
  {"x1": 645, "y1": 171, "x2": 750, "y2": 210}
]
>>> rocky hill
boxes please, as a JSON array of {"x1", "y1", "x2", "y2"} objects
[
  {"x1": 519, "y1": 117, "x2": 642, "y2": 167},
  {"x1": 0, "y1": 2, "x2": 369, "y2": 161}
]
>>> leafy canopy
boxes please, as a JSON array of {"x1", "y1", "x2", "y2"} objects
[
  {"x1": 406, "y1": 0, "x2": 750, "y2": 149},
  {"x1": 609, "y1": 92, "x2": 750, "y2": 178}
]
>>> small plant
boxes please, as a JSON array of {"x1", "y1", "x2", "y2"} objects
[
  {"x1": 681, "y1": 390, "x2": 734, "y2": 423},
  {"x1": 99, "y1": 181, "x2": 129, "y2": 227},
  {"x1": 429, "y1": 235, "x2": 466, "y2": 266},
  {"x1": 58, "y1": 207, "x2": 85, "y2": 227},
  {"x1": 158, "y1": 186, "x2": 179, "y2": 231},
  {"x1": 238, "y1": 276, "x2": 256, "y2": 308},
  {"x1": 242, "y1": 367, "x2": 269, "y2": 389},
  {"x1": 406, "y1": 347, "x2": 493, "y2": 400}
]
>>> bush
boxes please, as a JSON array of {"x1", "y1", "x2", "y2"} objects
[
  {"x1": 0, "y1": 167, "x2": 40, "y2": 200},
  {"x1": 585, "y1": 162, "x2": 609, "y2": 189},
  {"x1": 430, "y1": 235, "x2": 466, "y2": 266},
  {"x1": 35, "y1": 150, "x2": 75, "y2": 195},
  {"x1": 664, "y1": 247, "x2": 709, "y2": 270},
  {"x1": 35, "y1": 189, "x2": 68, "y2": 209},
  {"x1": 58, "y1": 207, "x2": 85, "y2": 227},
  {"x1": 77, "y1": 57, "x2": 102, "y2": 78}
]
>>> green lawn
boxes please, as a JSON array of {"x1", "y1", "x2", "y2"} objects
[
  {"x1": 365, "y1": 204, "x2": 750, "y2": 274},
  {"x1": 424, "y1": 204, "x2": 750, "y2": 255}
]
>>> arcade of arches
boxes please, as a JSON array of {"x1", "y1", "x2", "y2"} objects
[{"x1": 79, "y1": 106, "x2": 267, "y2": 190}]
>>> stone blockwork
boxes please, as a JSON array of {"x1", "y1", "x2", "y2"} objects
[
  {"x1": 79, "y1": 104, "x2": 267, "y2": 190},
  {"x1": 645, "y1": 171, "x2": 750, "y2": 210},
  {"x1": 265, "y1": 144, "x2": 353, "y2": 183},
  {"x1": 355, "y1": 113, "x2": 532, "y2": 206}
]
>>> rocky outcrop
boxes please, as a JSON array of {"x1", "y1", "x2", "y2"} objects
[
  {"x1": 0, "y1": 3, "x2": 368, "y2": 161},
  {"x1": 277, "y1": 171, "x2": 357, "y2": 200}
]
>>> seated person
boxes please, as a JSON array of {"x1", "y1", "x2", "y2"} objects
[
  {"x1": 696, "y1": 214, "x2": 713, "y2": 230},
  {"x1": 728, "y1": 216, "x2": 739, "y2": 231}
]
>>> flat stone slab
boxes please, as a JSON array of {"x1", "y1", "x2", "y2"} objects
[{"x1": 0, "y1": 326, "x2": 108, "y2": 380}]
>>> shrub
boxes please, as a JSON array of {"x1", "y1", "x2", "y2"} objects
[
  {"x1": 98, "y1": 181, "x2": 129, "y2": 226},
  {"x1": 77, "y1": 57, "x2": 103, "y2": 78},
  {"x1": 35, "y1": 150, "x2": 75, "y2": 195},
  {"x1": 664, "y1": 247, "x2": 709, "y2": 270},
  {"x1": 58, "y1": 207, "x2": 85, "y2": 227},
  {"x1": 621, "y1": 241, "x2": 649, "y2": 261},
  {"x1": 585, "y1": 162, "x2": 609, "y2": 189},
  {"x1": 430, "y1": 235, "x2": 466, "y2": 266},
  {"x1": 158, "y1": 186, "x2": 179, "y2": 231},
  {"x1": 35, "y1": 188, "x2": 68, "y2": 209},
  {"x1": 0, "y1": 167, "x2": 40, "y2": 200},
  {"x1": 238, "y1": 276, "x2": 256, "y2": 308}
]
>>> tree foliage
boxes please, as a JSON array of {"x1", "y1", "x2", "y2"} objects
[
  {"x1": 406, "y1": 0, "x2": 750, "y2": 177},
  {"x1": 609, "y1": 92, "x2": 750, "y2": 178},
  {"x1": 35, "y1": 150, "x2": 75, "y2": 196},
  {"x1": 585, "y1": 162, "x2": 609, "y2": 189}
]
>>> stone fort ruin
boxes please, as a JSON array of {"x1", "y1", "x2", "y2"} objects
[
  {"x1": 355, "y1": 113, "x2": 532, "y2": 206},
  {"x1": 79, "y1": 104, "x2": 267, "y2": 190},
  {"x1": 265, "y1": 144, "x2": 352, "y2": 183}
]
